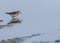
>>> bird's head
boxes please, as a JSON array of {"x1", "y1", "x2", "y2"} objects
[{"x1": 17, "y1": 10, "x2": 22, "y2": 13}]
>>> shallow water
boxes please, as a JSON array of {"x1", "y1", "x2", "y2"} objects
[{"x1": 0, "y1": 0, "x2": 60, "y2": 43}]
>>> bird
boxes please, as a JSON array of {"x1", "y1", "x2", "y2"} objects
[
  {"x1": 6, "y1": 10, "x2": 21, "y2": 18},
  {"x1": 7, "y1": 18, "x2": 22, "y2": 24}
]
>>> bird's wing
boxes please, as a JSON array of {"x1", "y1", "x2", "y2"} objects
[{"x1": 6, "y1": 11, "x2": 17, "y2": 14}]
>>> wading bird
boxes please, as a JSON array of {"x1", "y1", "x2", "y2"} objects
[{"x1": 6, "y1": 10, "x2": 21, "y2": 18}]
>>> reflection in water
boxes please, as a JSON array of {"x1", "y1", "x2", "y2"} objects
[
  {"x1": 7, "y1": 18, "x2": 22, "y2": 24},
  {"x1": 0, "y1": 33, "x2": 42, "y2": 43},
  {"x1": 0, "y1": 18, "x2": 22, "y2": 29}
]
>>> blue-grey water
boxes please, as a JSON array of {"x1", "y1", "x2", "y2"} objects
[{"x1": 0, "y1": 0, "x2": 60, "y2": 43}]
